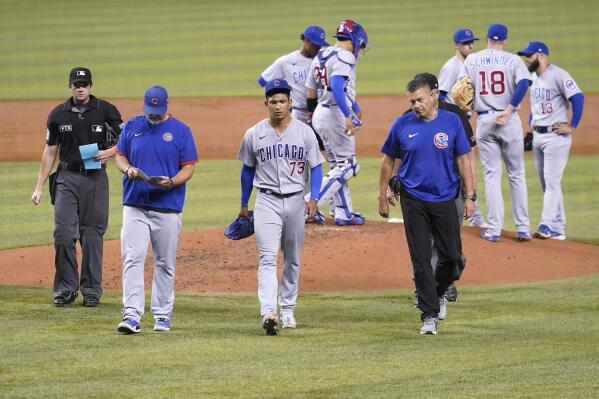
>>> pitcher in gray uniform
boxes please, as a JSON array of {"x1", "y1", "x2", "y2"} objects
[
  {"x1": 459, "y1": 23, "x2": 532, "y2": 242},
  {"x1": 236, "y1": 79, "x2": 324, "y2": 336},
  {"x1": 304, "y1": 19, "x2": 368, "y2": 225},
  {"x1": 517, "y1": 41, "x2": 585, "y2": 240}
]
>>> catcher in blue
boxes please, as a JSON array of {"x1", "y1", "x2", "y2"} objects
[
  {"x1": 236, "y1": 79, "x2": 324, "y2": 335},
  {"x1": 517, "y1": 41, "x2": 585, "y2": 240},
  {"x1": 304, "y1": 19, "x2": 368, "y2": 225}
]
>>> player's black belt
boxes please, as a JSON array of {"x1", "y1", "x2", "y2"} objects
[
  {"x1": 60, "y1": 162, "x2": 106, "y2": 174},
  {"x1": 533, "y1": 126, "x2": 556, "y2": 133},
  {"x1": 259, "y1": 188, "x2": 301, "y2": 198},
  {"x1": 477, "y1": 110, "x2": 499, "y2": 115},
  {"x1": 320, "y1": 104, "x2": 338, "y2": 108}
]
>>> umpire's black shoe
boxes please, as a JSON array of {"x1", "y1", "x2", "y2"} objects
[
  {"x1": 443, "y1": 283, "x2": 458, "y2": 302},
  {"x1": 83, "y1": 296, "x2": 99, "y2": 307},
  {"x1": 54, "y1": 291, "x2": 78, "y2": 307}
]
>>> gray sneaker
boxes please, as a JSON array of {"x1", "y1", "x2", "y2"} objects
[
  {"x1": 420, "y1": 316, "x2": 438, "y2": 335},
  {"x1": 438, "y1": 297, "x2": 447, "y2": 320}
]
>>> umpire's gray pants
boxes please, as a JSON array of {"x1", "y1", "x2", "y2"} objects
[
  {"x1": 53, "y1": 168, "x2": 108, "y2": 298},
  {"x1": 121, "y1": 206, "x2": 182, "y2": 322}
]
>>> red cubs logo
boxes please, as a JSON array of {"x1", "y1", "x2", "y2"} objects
[{"x1": 434, "y1": 132, "x2": 449, "y2": 149}]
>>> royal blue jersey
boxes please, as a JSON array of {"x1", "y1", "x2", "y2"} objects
[
  {"x1": 116, "y1": 115, "x2": 198, "y2": 212},
  {"x1": 381, "y1": 109, "x2": 471, "y2": 202}
]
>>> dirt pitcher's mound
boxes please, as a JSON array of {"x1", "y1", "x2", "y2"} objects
[{"x1": 1, "y1": 222, "x2": 597, "y2": 292}]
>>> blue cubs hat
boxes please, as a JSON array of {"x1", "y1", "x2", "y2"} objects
[
  {"x1": 453, "y1": 28, "x2": 479, "y2": 43},
  {"x1": 517, "y1": 41, "x2": 549, "y2": 56},
  {"x1": 144, "y1": 85, "x2": 168, "y2": 115},
  {"x1": 303, "y1": 25, "x2": 329, "y2": 47},
  {"x1": 264, "y1": 79, "x2": 291, "y2": 97},
  {"x1": 487, "y1": 23, "x2": 508, "y2": 41}
]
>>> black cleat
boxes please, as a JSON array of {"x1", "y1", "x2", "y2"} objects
[
  {"x1": 262, "y1": 314, "x2": 279, "y2": 336},
  {"x1": 443, "y1": 283, "x2": 458, "y2": 302},
  {"x1": 54, "y1": 291, "x2": 78, "y2": 307},
  {"x1": 82, "y1": 296, "x2": 99, "y2": 307}
]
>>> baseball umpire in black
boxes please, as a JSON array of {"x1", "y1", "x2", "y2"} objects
[
  {"x1": 378, "y1": 75, "x2": 475, "y2": 335},
  {"x1": 31, "y1": 67, "x2": 122, "y2": 307}
]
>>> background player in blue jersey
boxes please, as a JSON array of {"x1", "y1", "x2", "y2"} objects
[
  {"x1": 517, "y1": 41, "x2": 585, "y2": 240},
  {"x1": 115, "y1": 85, "x2": 198, "y2": 334},
  {"x1": 379, "y1": 75, "x2": 475, "y2": 335},
  {"x1": 237, "y1": 79, "x2": 324, "y2": 335}
]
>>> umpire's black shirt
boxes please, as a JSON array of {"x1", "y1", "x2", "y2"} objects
[{"x1": 46, "y1": 95, "x2": 122, "y2": 166}]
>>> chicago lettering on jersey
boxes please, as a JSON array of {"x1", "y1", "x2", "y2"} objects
[
  {"x1": 259, "y1": 143, "x2": 305, "y2": 162},
  {"x1": 469, "y1": 55, "x2": 514, "y2": 68},
  {"x1": 531, "y1": 86, "x2": 552, "y2": 101},
  {"x1": 292, "y1": 68, "x2": 309, "y2": 84}
]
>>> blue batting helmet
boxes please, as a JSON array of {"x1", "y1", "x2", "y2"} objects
[{"x1": 334, "y1": 19, "x2": 368, "y2": 58}]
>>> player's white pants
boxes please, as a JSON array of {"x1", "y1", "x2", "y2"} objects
[
  {"x1": 532, "y1": 131, "x2": 571, "y2": 234},
  {"x1": 476, "y1": 112, "x2": 530, "y2": 235},
  {"x1": 254, "y1": 191, "x2": 305, "y2": 317},
  {"x1": 121, "y1": 206, "x2": 181, "y2": 322}
]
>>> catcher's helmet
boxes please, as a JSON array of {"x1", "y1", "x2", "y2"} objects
[{"x1": 334, "y1": 19, "x2": 368, "y2": 58}]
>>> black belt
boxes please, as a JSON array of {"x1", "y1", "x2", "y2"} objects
[
  {"x1": 533, "y1": 126, "x2": 557, "y2": 134},
  {"x1": 478, "y1": 110, "x2": 498, "y2": 115},
  {"x1": 321, "y1": 104, "x2": 338, "y2": 108},
  {"x1": 259, "y1": 188, "x2": 301, "y2": 198},
  {"x1": 60, "y1": 162, "x2": 105, "y2": 174}
]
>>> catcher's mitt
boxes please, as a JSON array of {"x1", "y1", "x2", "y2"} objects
[
  {"x1": 224, "y1": 211, "x2": 255, "y2": 240},
  {"x1": 451, "y1": 76, "x2": 475, "y2": 113},
  {"x1": 523, "y1": 131, "x2": 533, "y2": 151}
]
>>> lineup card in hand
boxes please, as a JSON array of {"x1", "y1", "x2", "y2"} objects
[{"x1": 136, "y1": 168, "x2": 164, "y2": 183}]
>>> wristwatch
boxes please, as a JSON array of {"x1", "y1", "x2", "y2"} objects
[{"x1": 465, "y1": 193, "x2": 477, "y2": 201}]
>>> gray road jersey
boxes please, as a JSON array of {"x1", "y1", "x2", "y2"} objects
[
  {"x1": 460, "y1": 49, "x2": 530, "y2": 112},
  {"x1": 438, "y1": 55, "x2": 463, "y2": 104},
  {"x1": 237, "y1": 118, "x2": 324, "y2": 194},
  {"x1": 305, "y1": 46, "x2": 356, "y2": 107},
  {"x1": 261, "y1": 50, "x2": 313, "y2": 110},
  {"x1": 530, "y1": 64, "x2": 582, "y2": 127}
]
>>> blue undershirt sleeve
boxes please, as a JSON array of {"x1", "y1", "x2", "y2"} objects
[
  {"x1": 510, "y1": 79, "x2": 532, "y2": 108},
  {"x1": 569, "y1": 93, "x2": 584, "y2": 128},
  {"x1": 309, "y1": 164, "x2": 323, "y2": 200},
  {"x1": 240, "y1": 164, "x2": 255, "y2": 206},
  {"x1": 330, "y1": 75, "x2": 351, "y2": 118},
  {"x1": 257, "y1": 76, "x2": 267, "y2": 87},
  {"x1": 439, "y1": 91, "x2": 448, "y2": 102},
  {"x1": 351, "y1": 101, "x2": 361, "y2": 115}
]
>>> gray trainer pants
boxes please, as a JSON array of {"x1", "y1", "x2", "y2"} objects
[{"x1": 120, "y1": 206, "x2": 182, "y2": 322}]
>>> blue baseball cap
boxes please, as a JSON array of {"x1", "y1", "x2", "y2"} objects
[
  {"x1": 453, "y1": 28, "x2": 479, "y2": 43},
  {"x1": 144, "y1": 85, "x2": 168, "y2": 115},
  {"x1": 264, "y1": 79, "x2": 291, "y2": 97},
  {"x1": 517, "y1": 41, "x2": 549, "y2": 56},
  {"x1": 303, "y1": 25, "x2": 329, "y2": 47},
  {"x1": 487, "y1": 23, "x2": 508, "y2": 41}
]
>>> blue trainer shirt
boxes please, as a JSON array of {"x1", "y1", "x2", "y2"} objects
[
  {"x1": 381, "y1": 109, "x2": 471, "y2": 202},
  {"x1": 116, "y1": 115, "x2": 198, "y2": 212}
]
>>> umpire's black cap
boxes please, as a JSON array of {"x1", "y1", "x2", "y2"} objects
[{"x1": 69, "y1": 67, "x2": 92, "y2": 85}]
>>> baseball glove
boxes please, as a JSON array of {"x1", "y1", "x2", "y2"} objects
[
  {"x1": 451, "y1": 76, "x2": 475, "y2": 113},
  {"x1": 388, "y1": 176, "x2": 402, "y2": 196},
  {"x1": 224, "y1": 211, "x2": 255, "y2": 240},
  {"x1": 523, "y1": 131, "x2": 533, "y2": 151}
]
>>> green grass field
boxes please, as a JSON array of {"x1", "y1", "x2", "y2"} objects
[
  {"x1": 1, "y1": 276, "x2": 598, "y2": 398},
  {"x1": 1, "y1": 0, "x2": 597, "y2": 100},
  {"x1": 2, "y1": 154, "x2": 598, "y2": 250}
]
